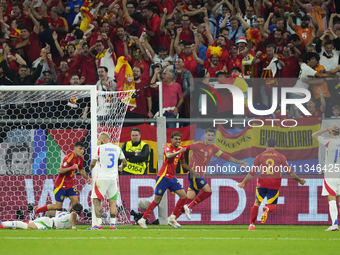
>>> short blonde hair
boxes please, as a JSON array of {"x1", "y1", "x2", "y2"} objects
[{"x1": 99, "y1": 132, "x2": 110, "y2": 140}]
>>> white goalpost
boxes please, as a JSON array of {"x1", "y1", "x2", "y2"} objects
[{"x1": 0, "y1": 86, "x2": 133, "y2": 226}]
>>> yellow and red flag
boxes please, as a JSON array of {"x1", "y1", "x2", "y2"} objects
[{"x1": 114, "y1": 56, "x2": 136, "y2": 107}]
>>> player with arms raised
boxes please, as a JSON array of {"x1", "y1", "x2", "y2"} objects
[
  {"x1": 87, "y1": 132, "x2": 127, "y2": 230},
  {"x1": 238, "y1": 138, "x2": 306, "y2": 231},
  {"x1": 32, "y1": 142, "x2": 91, "y2": 219},
  {"x1": 138, "y1": 131, "x2": 191, "y2": 229},
  {"x1": 312, "y1": 125, "x2": 340, "y2": 231},
  {"x1": 175, "y1": 128, "x2": 248, "y2": 220}
]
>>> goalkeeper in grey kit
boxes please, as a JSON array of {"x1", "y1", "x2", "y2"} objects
[{"x1": 0, "y1": 203, "x2": 83, "y2": 230}]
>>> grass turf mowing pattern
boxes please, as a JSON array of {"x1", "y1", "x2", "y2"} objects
[{"x1": 1, "y1": 225, "x2": 340, "y2": 255}]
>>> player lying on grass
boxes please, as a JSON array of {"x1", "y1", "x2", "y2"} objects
[
  {"x1": 32, "y1": 142, "x2": 91, "y2": 219},
  {"x1": 87, "y1": 132, "x2": 128, "y2": 231},
  {"x1": 175, "y1": 128, "x2": 248, "y2": 220},
  {"x1": 138, "y1": 131, "x2": 192, "y2": 229},
  {"x1": 238, "y1": 138, "x2": 306, "y2": 231},
  {"x1": 312, "y1": 125, "x2": 340, "y2": 231},
  {"x1": 0, "y1": 203, "x2": 83, "y2": 230}
]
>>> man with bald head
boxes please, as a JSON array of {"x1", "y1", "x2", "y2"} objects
[{"x1": 88, "y1": 132, "x2": 127, "y2": 230}]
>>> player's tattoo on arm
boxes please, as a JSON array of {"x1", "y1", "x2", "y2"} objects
[{"x1": 93, "y1": 198, "x2": 102, "y2": 218}]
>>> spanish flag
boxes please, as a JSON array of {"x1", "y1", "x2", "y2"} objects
[
  {"x1": 114, "y1": 56, "x2": 136, "y2": 107},
  {"x1": 80, "y1": 1, "x2": 94, "y2": 36}
]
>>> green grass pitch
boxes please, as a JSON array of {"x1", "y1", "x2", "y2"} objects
[{"x1": 1, "y1": 225, "x2": 340, "y2": 255}]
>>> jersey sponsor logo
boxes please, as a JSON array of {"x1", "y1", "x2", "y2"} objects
[
  {"x1": 200, "y1": 180, "x2": 205, "y2": 184},
  {"x1": 61, "y1": 219, "x2": 69, "y2": 223},
  {"x1": 63, "y1": 162, "x2": 67, "y2": 167}
]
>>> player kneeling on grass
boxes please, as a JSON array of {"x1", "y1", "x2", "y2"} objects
[
  {"x1": 87, "y1": 132, "x2": 127, "y2": 230},
  {"x1": 238, "y1": 138, "x2": 306, "y2": 231},
  {"x1": 312, "y1": 125, "x2": 340, "y2": 231},
  {"x1": 32, "y1": 142, "x2": 91, "y2": 219},
  {"x1": 138, "y1": 131, "x2": 192, "y2": 229},
  {"x1": 175, "y1": 128, "x2": 248, "y2": 220},
  {"x1": 0, "y1": 203, "x2": 83, "y2": 230}
]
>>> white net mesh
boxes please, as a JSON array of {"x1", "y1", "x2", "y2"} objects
[{"x1": 0, "y1": 87, "x2": 133, "y2": 226}]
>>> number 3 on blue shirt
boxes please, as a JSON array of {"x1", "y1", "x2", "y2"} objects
[{"x1": 108, "y1": 153, "x2": 115, "y2": 168}]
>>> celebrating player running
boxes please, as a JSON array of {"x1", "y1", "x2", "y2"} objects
[
  {"x1": 175, "y1": 128, "x2": 248, "y2": 220},
  {"x1": 138, "y1": 131, "x2": 191, "y2": 229},
  {"x1": 238, "y1": 138, "x2": 306, "y2": 231}
]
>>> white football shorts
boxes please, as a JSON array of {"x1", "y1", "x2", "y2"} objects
[
  {"x1": 32, "y1": 217, "x2": 54, "y2": 229},
  {"x1": 322, "y1": 178, "x2": 340, "y2": 196},
  {"x1": 91, "y1": 179, "x2": 118, "y2": 200}
]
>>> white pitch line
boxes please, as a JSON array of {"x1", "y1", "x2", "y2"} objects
[{"x1": 2, "y1": 237, "x2": 340, "y2": 241}]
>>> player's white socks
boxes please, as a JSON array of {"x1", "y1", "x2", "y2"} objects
[
  {"x1": 3, "y1": 221, "x2": 28, "y2": 229},
  {"x1": 329, "y1": 200, "x2": 338, "y2": 226},
  {"x1": 110, "y1": 218, "x2": 116, "y2": 225},
  {"x1": 96, "y1": 218, "x2": 103, "y2": 226}
]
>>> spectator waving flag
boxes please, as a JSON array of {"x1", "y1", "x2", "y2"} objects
[
  {"x1": 80, "y1": 1, "x2": 94, "y2": 36},
  {"x1": 115, "y1": 56, "x2": 136, "y2": 107}
]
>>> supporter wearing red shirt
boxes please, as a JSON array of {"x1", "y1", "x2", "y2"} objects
[
  {"x1": 17, "y1": 18, "x2": 41, "y2": 65},
  {"x1": 179, "y1": 15, "x2": 194, "y2": 43},
  {"x1": 69, "y1": 42, "x2": 98, "y2": 85},
  {"x1": 211, "y1": 35, "x2": 230, "y2": 66},
  {"x1": 175, "y1": 33, "x2": 198, "y2": 77},
  {"x1": 142, "y1": 5, "x2": 161, "y2": 46},
  {"x1": 56, "y1": 60, "x2": 69, "y2": 85},
  {"x1": 157, "y1": 0, "x2": 174, "y2": 14},
  {"x1": 126, "y1": 66, "x2": 152, "y2": 119},
  {"x1": 50, "y1": 6, "x2": 69, "y2": 41},
  {"x1": 7, "y1": 3, "x2": 33, "y2": 31},
  {"x1": 227, "y1": 42, "x2": 251, "y2": 74},
  {"x1": 263, "y1": 29, "x2": 287, "y2": 55},
  {"x1": 159, "y1": 8, "x2": 175, "y2": 52},
  {"x1": 281, "y1": 45, "x2": 300, "y2": 87},
  {"x1": 112, "y1": 26, "x2": 131, "y2": 58},
  {"x1": 89, "y1": 22, "x2": 110, "y2": 48}
]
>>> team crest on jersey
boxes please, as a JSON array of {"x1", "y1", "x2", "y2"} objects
[
  {"x1": 166, "y1": 148, "x2": 170, "y2": 151},
  {"x1": 63, "y1": 162, "x2": 67, "y2": 167},
  {"x1": 158, "y1": 189, "x2": 162, "y2": 194}
]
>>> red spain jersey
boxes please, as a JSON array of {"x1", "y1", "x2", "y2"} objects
[
  {"x1": 54, "y1": 152, "x2": 84, "y2": 190},
  {"x1": 157, "y1": 144, "x2": 185, "y2": 179},
  {"x1": 186, "y1": 141, "x2": 232, "y2": 176},
  {"x1": 250, "y1": 149, "x2": 292, "y2": 190}
]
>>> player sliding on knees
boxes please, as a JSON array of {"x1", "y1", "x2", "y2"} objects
[
  {"x1": 32, "y1": 142, "x2": 92, "y2": 219},
  {"x1": 312, "y1": 125, "x2": 340, "y2": 231},
  {"x1": 0, "y1": 203, "x2": 83, "y2": 230},
  {"x1": 238, "y1": 138, "x2": 306, "y2": 231},
  {"x1": 175, "y1": 128, "x2": 248, "y2": 220},
  {"x1": 138, "y1": 131, "x2": 192, "y2": 229},
  {"x1": 87, "y1": 132, "x2": 127, "y2": 230}
]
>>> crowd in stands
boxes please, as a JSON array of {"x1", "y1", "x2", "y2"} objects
[{"x1": 0, "y1": 0, "x2": 340, "y2": 122}]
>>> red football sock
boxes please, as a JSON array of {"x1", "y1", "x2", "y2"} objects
[
  {"x1": 175, "y1": 198, "x2": 193, "y2": 219},
  {"x1": 37, "y1": 205, "x2": 48, "y2": 213},
  {"x1": 172, "y1": 198, "x2": 187, "y2": 216},
  {"x1": 188, "y1": 192, "x2": 212, "y2": 209},
  {"x1": 266, "y1": 204, "x2": 276, "y2": 212},
  {"x1": 142, "y1": 201, "x2": 158, "y2": 220},
  {"x1": 250, "y1": 205, "x2": 259, "y2": 225}
]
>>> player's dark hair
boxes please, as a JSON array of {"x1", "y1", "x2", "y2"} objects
[
  {"x1": 133, "y1": 65, "x2": 143, "y2": 74},
  {"x1": 303, "y1": 52, "x2": 320, "y2": 64},
  {"x1": 219, "y1": 27, "x2": 229, "y2": 34},
  {"x1": 266, "y1": 138, "x2": 276, "y2": 148},
  {"x1": 71, "y1": 203, "x2": 83, "y2": 215},
  {"x1": 98, "y1": 66, "x2": 108, "y2": 73},
  {"x1": 205, "y1": 128, "x2": 215, "y2": 134},
  {"x1": 231, "y1": 66, "x2": 242, "y2": 73},
  {"x1": 12, "y1": 3, "x2": 23, "y2": 10},
  {"x1": 130, "y1": 12, "x2": 144, "y2": 24},
  {"x1": 74, "y1": 141, "x2": 85, "y2": 148},
  {"x1": 70, "y1": 73, "x2": 79, "y2": 79},
  {"x1": 165, "y1": 19, "x2": 175, "y2": 27},
  {"x1": 171, "y1": 131, "x2": 182, "y2": 138},
  {"x1": 142, "y1": 4, "x2": 153, "y2": 12},
  {"x1": 73, "y1": 29, "x2": 84, "y2": 39},
  {"x1": 20, "y1": 26, "x2": 31, "y2": 33},
  {"x1": 324, "y1": 39, "x2": 334, "y2": 47},
  {"x1": 131, "y1": 127, "x2": 141, "y2": 133},
  {"x1": 266, "y1": 44, "x2": 276, "y2": 51},
  {"x1": 38, "y1": 19, "x2": 49, "y2": 30},
  {"x1": 289, "y1": 34, "x2": 301, "y2": 42}
]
